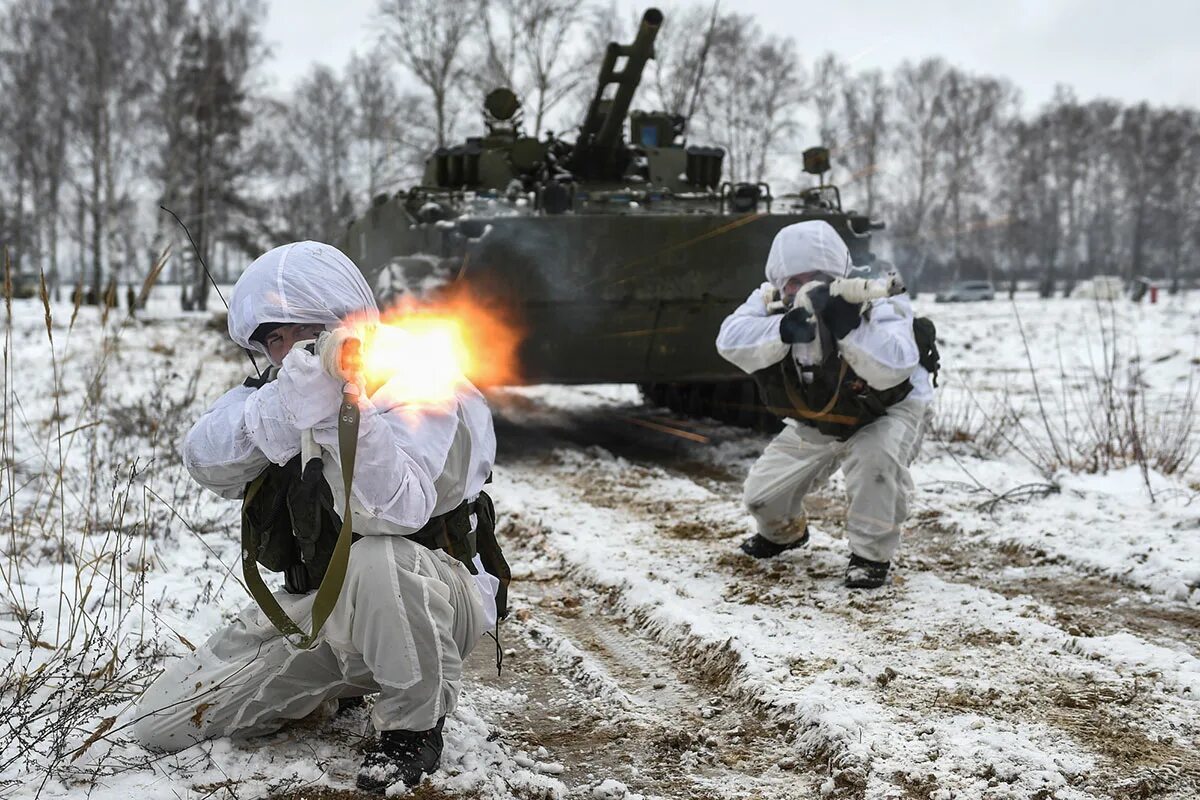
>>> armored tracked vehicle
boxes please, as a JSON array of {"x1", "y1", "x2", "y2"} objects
[{"x1": 341, "y1": 7, "x2": 883, "y2": 426}]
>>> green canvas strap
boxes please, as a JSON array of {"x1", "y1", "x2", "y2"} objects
[
  {"x1": 782, "y1": 358, "x2": 859, "y2": 426},
  {"x1": 241, "y1": 387, "x2": 361, "y2": 648}
]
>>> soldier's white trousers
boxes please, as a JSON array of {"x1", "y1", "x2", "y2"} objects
[
  {"x1": 132, "y1": 535, "x2": 489, "y2": 752},
  {"x1": 743, "y1": 397, "x2": 930, "y2": 563}
]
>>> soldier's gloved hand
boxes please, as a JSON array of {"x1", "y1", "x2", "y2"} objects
[
  {"x1": 276, "y1": 347, "x2": 344, "y2": 429},
  {"x1": 316, "y1": 328, "x2": 364, "y2": 384},
  {"x1": 803, "y1": 282, "x2": 863, "y2": 340},
  {"x1": 779, "y1": 306, "x2": 817, "y2": 344}
]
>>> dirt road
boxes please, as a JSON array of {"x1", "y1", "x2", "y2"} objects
[
  {"x1": 462, "y1": 390, "x2": 1200, "y2": 800},
  {"x1": 267, "y1": 390, "x2": 1198, "y2": 800}
]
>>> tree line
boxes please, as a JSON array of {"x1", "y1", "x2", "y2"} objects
[{"x1": 1, "y1": 0, "x2": 1197, "y2": 308}]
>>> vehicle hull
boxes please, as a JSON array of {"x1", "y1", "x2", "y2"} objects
[{"x1": 343, "y1": 208, "x2": 875, "y2": 386}]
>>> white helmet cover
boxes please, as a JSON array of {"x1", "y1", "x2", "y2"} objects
[
  {"x1": 227, "y1": 241, "x2": 379, "y2": 358},
  {"x1": 764, "y1": 220, "x2": 852, "y2": 290}
]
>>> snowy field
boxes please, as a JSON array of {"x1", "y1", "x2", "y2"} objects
[{"x1": 2, "y1": 288, "x2": 1198, "y2": 799}]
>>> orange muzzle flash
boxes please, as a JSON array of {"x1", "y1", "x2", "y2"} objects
[{"x1": 339, "y1": 290, "x2": 521, "y2": 404}]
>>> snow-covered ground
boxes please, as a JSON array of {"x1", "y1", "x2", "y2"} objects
[{"x1": 1, "y1": 289, "x2": 1198, "y2": 799}]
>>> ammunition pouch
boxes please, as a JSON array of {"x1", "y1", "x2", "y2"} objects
[
  {"x1": 751, "y1": 312, "x2": 940, "y2": 439},
  {"x1": 243, "y1": 455, "x2": 342, "y2": 595},
  {"x1": 410, "y1": 491, "x2": 511, "y2": 620},
  {"x1": 913, "y1": 316, "x2": 941, "y2": 386},
  {"x1": 752, "y1": 349, "x2": 912, "y2": 441},
  {"x1": 243, "y1": 463, "x2": 510, "y2": 620}
]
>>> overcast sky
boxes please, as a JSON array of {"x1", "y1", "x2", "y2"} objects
[{"x1": 263, "y1": 0, "x2": 1200, "y2": 111}]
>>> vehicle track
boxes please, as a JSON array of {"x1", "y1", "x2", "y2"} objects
[{"x1": 261, "y1": 395, "x2": 1198, "y2": 799}]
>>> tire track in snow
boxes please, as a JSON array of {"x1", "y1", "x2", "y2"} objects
[
  {"x1": 490, "y1": 401, "x2": 1200, "y2": 799},
  {"x1": 464, "y1": 566, "x2": 818, "y2": 799},
  {"x1": 494, "y1": 400, "x2": 1200, "y2": 659}
]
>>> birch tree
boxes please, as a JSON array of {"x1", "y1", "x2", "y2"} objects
[
  {"x1": 840, "y1": 69, "x2": 889, "y2": 217},
  {"x1": 377, "y1": 0, "x2": 481, "y2": 147},
  {"x1": 348, "y1": 49, "x2": 427, "y2": 196},
  {"x1": 706, "y1": 14, "x2": 803, "y2": 183},
  {"x1": 888, "y1": 58, "x2": 951, "y2": 274}
]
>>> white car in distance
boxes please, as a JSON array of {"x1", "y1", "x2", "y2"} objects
[
  {"x1": 1072, "y1": 275, "x2": 1124, "y2": 300},
  {"x1": 936, "y1": 280, "x2": 995, "y2": 303}
]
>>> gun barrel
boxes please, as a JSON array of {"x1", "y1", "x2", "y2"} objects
[
  {"x1": 829, "y1": 275, "x2": 906, "y2": 304},
  {"x1": 584, "y1": 8, "x2": 663, "y2": 150}
]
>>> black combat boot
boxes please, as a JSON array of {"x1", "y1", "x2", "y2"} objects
[
  {"x1": 357, "y1": 717, "x2": 444, "y2": 793},
  {"x1": 739, "y1": 527, "x2": 809, "y2": 559},
  {"x1": 844, "y1": 553, "x2": 890, "y2": 589}
]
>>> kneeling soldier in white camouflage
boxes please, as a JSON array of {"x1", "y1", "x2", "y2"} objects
[
  {"x1": 133, "y1": 241, "x2": 508, "y2": 792},
  {"x1": 716, "y1": 221, "x2": 937, "y2": 588}
]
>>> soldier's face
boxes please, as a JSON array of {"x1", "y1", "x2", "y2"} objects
[{"x1": 264, "y1": 323, "x2": 326, "y2": 364}]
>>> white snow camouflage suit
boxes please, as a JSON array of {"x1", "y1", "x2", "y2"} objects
[
  {"x1": 715, "y1": 221, "x2": 933, "y2": 563},
  {"x1": 133, "y1": 241, "x2": 498, "y2": 750}
]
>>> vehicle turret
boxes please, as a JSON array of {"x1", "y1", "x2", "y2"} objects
[{"x1": 567, "y1": 8, "x2": 663, "y2": 180}]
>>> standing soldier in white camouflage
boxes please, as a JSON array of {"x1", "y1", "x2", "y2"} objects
[{"x1": 716, "y1": 221, "x2": 936, "y2": 588}]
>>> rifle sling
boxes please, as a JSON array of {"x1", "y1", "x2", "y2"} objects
[
  {"x1": 241, "y1": 391, "x2": 360, "y2": 648},
  {"x1": 781, "y1": 359, "x2": 861, "y2": 427}
]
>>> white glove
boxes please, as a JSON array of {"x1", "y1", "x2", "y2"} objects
[
  {"x1": 275, "y1": 347, "x2": 345, "y2": 430},
  {"x1": 762, "y1": 284, "x2": 789, "y2": 314},
  {"x1": 316, "y1": 327, "x2": 363, "y2": 384}
]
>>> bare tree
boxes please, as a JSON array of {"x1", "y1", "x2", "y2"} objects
[
  {"x1": 467, "y1": 0, "x2": 590, "y2": 137},
  {"x1": 1166, "y1": 110, "x2": 1200, "y2": 289},
  {"x1": 473, "y1": 0, "x2": 520, "y2": 94},
  {"x1": 348, "y1": 48, "x2": 430, "y2": 197},
  {"x1": 936, "y1": 68, "x2": 1015, "y2": 274},
  {"x1": 1115, "y1": 103, "x2": 1158, "y2": 281},
  {"x1": 377, "y1": 0, "x2": 481, "y2": 147},
  {"x1": 840, "y1": 68, "x2": 889, "y2": 217},
  {"x1": 0, "y1": 1, "x2": 49, "y2": 276},
  {"x1": 1005, "y1": 115, "x2": 1060, "y2": 292},
  {"x1": 521, "y1": 0, "x2": 590, "y2": 136},
  {"x1": 57, "y1": 0, "x2": 152, "y2": 300},
  {"x1": 888, "y1": 57, "x2": 951, "y2": 275},
  {"x1": 274, "y1": 66, "x2": 356, "y2": 240},
  {"x1": 810, "y1": 54, "x2": 846, "y2": 155},
  {"x1": 3, "y1": 0, "x2": 1198, "y2": 303},
  {"x1": 706, "y1": 13, "x2": 803, "y2": 183},
  {"x1": 642, "y1": 2, "x2": 716, "y2": 118},
  {"x1": 1077, "y1": 101, "x2": 1123, "y2": 278}
]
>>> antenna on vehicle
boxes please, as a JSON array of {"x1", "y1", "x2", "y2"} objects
[{"x1": 160, "y1": 205, "x2": 262, "y2": 379}]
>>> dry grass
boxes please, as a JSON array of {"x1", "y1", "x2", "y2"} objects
[
  {"x1": 270, "y1": 784, "x2": 480, "y2": 799},
  {"x1": 0, "y1": 254, "x2": 231, "y2": 792},
  {"x1": 932, "y1": 299, "x2": 1199, "y2": 500},
  {"x1": 927, "y1": 385, "x2": 1014, "y2": 458}
]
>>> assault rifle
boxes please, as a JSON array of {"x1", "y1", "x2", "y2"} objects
[{"x1": 763, "y1": 272, "x2": 906, "y2": 314}]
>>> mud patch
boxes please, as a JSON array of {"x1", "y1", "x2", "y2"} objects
[
  {"x1": 493, "y1": 396, "x2": 1200, "y2": 799},
  {"x1": 270, "y1": 786, "x2": 474, "y2": 800},
  {"x1": 660, "y1": 518, "x2": 737, "y2": 541},
  {"x1": 465, "y1": 572, "x2": 820, "y2": 799}
]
